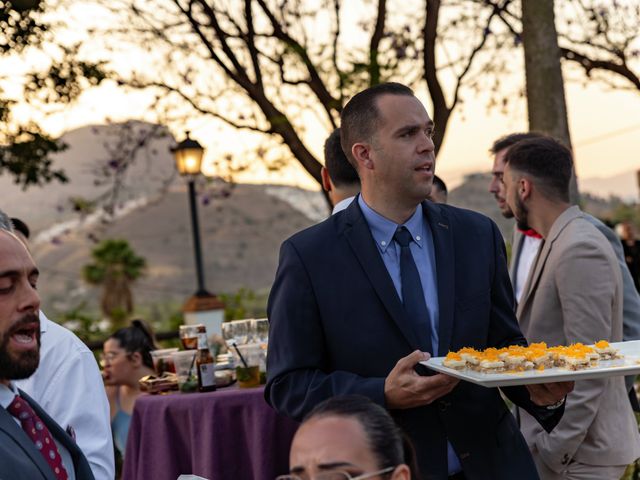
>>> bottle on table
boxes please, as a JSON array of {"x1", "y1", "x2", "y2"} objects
[{"x1": 196, "y1": 325, "x2": 216, "y2": 392}]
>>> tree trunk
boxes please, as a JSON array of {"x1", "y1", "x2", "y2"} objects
[{"x1": 521, "y1": 0, "x2": 579, "y2": 203}]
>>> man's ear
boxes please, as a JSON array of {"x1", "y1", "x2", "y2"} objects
[
  {"x1": 352, "y1": 142, "x2": 374, "y2": 171},
  {"x1": 321, "y1": 167, "x2": 332, "y2": 192},
  {"x1": 519, "y1": 177, "x2": 533, "y2": 201},
  {"x1": 391, "y1": 464, "x2": 411, "y2": 480}
]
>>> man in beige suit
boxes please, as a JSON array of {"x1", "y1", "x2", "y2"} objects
[{"x1": 502, "y1": 135, "x2": 640, "y2": 479}]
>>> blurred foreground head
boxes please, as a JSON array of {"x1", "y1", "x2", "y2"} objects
[{"x1": 280, "y1": 395, "x2": 416, "y2": 480}]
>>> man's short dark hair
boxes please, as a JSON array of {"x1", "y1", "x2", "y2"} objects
[
  {"x1": 432, "y1": 175, "x2": 447, "y2": 195},
  {"x1": 10, "y1": 218, "x2": 30, "y2": 239},
  {"x1": 490, "y1": 132, "x2": 544, "y2": 155},
  {"x1": 504, "y1": 136, "x2": 573, "y2": 203},
  {"x1": 340, "y1": 82, "x2": 415, "y2": 167},
  {"x1": 324, "y1": 128, "x2": 360, "y2": 188}
]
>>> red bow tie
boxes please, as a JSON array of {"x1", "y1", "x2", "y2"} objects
[{"x1": 518, "y1": 228, "x2": 543, "y2": 239}]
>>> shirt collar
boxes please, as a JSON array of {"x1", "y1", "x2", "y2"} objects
[
  {"x1": 358, "y1": 196, "x2": 424, "y2": 252},
  {"x1": 0, "y1": 382, "x2": 18, "y2": 409},
  {"x1": 331, "y1": 196, "x2": 355, "y2": 215},
  {"x1": 38, "y1": 310, "x2": 48, "y2": 334}
]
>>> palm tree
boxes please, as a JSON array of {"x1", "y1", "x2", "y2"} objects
[{"x1": 82, "y1": 239, "x2": 146, "y2": 329}]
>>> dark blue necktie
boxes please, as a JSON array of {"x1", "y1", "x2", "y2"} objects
[{"x1": 394, "y1": 226, "x2": 433, "y2": 353}]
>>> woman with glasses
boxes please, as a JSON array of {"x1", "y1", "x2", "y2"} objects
[
  {"x1": 278, "y1": 395, "x2": 418, "y2": 480},
  {"x1": 102, "y1": 319, "x2": 157, "y2": 458}
]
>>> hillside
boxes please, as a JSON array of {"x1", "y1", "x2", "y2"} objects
[
  {"x1": 447, "y1": 172, "x2": 515, "y2": 237},
  {"x1": 3, "y1": 121, "x2": 634, "y2": 321},
  {"x1": 31, "y1": 183, "x2": 324, "y2": 316},
  {"x1": 0, "y1": 121, "x2": 176, "y2": 231}
]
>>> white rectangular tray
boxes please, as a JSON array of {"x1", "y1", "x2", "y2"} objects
[{"x1": 421, "y1": 340, "x2": 640, "y2": 388}]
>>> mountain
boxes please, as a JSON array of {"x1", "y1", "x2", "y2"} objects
[
  {"x1": 0, "y1": 121, "x2": 176, "y2": 231},
  {"x1": 0, "y1": 121, "x2": 325, "y2": 317},
  {"x1": 579, "y1": 170, "x2": 639, "y2": 202},
  {"x1": 4, "y1": 121, "x2": 635, "y2": 320},
  {"x1": 31, "y1": 183, "x2": 322, "y2": 315},
  {"x1": 446, "y1": 172, "x2": 515, "y2": 238}
]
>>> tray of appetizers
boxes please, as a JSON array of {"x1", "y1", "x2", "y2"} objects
[{"x1": 421, "y1": 340, "x2": 640, "y2": 387}]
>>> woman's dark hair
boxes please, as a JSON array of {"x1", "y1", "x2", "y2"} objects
[
  {"x1": 304, "y1": 395, "x2": 420, "y2": 479},
  {"x1": 108, "y1": 319, "x2": 157, "y2": 369},
  {"x1": 10, "y1": 218, "x2": 30, "y2": 239}
]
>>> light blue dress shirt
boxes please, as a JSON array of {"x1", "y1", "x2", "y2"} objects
[{"x1": 358, "y1": 196, "x2": 462, "y2": 476}]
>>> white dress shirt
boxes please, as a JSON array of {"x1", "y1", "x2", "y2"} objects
[
  {"x1": 1, "y1": 382, "x2": 76, "y2": 480},
  {"x1": 331, "y1": 196, "x2": 355, "y2": 215},
  {"x1": 16, "y1": 312, "x2": 115, "y2": 480},
  {"x1": 515, "y1": 236, "x2": 543, "y2": 303}
]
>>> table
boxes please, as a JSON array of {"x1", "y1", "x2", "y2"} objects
[{"x1": 122, "y1": 386, "x2": 299, "y2": 480}]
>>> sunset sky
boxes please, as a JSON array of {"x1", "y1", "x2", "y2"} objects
[
  {"x1": 12, "y1": 69, "x2": 637, "y2": 193},
  {"x1": 3, "y1": 1, "x2": 639, "y2": 198}
]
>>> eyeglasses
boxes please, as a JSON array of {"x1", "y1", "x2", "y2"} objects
[
  {"x1": 100, "y1": 350, "x2": 128, "y2": 365},
  {"x1": 276, "y1": 466, "x2": 395, "y2": 480}
]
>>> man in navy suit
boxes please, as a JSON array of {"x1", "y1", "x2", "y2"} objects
[
  {"x1": 266, "y1": 83, "x2": 572, "y2": 480},
  {"x1": 0, "y1": 228, "x2": 94, "y2": 480}
]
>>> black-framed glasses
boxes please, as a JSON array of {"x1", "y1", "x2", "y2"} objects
[{"x1": 276, "y1": 466, "x2": 395, "y2": 480}]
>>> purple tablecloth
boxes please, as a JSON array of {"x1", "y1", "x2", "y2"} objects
[{"x1": 122, "y1": 386, "x2": 298, "y2": 480}]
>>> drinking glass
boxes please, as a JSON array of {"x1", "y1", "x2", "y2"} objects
[
  {"x1": 179, "y1": 325, "x2": 200, "y2": 350},
  {"x1": 221, "y1": 320, "x2": 250, "y2": 348},
  {"x1": 251, "y1": 318, "x2": 269, "y2": 344}
]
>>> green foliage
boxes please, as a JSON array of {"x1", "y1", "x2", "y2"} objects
[
  {"x1": 220, "y1": 288, "x2": 268, "y2": 322},
  {"x1": 0, "y1": 0, "x2": 46, "y2": 54},
  {"x1": 83, "y1": 239, "x2": 146, "y2": 284},
  {"x1": 25, "y1": 56, "x2": 109, "y2": 104},
  {"x1": 56, "y1": 302, "x2": 103, "y2": 344},
  {"x1": 0, "y1": 129, "x2": 68, "y2": 188},
  {"x1": 611, "y1": 203, "x2": 640, "y2": 229},
  {"x1": 82, "y1": 238, "x2": 146, "y2": 325}
]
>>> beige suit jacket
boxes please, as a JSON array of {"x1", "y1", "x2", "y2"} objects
[{"x1": 517, "y1": 206, "x2": 640, "y2": 472}]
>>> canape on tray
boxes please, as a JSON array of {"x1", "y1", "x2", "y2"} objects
[{"x1": 440, "y1": 341, "x2": 622, "y2": 374}]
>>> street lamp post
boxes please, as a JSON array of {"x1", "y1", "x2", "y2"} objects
[{"x1": 173, "y1": 132, "x2": 225, "y2": 335}]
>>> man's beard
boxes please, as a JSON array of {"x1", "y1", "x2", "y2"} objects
[
  {"x1": 514, "y1": 194, "x2": 531, "y2": 231},
  {"x1": 0, "y1": 313, "x2": 41, "y2": 381},
  {"x1": 501, "y1": 205, "x2": 514, "y2": 220}
]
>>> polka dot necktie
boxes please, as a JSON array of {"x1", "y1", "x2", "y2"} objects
[{"x1": 8, "y1": 395, "x2": 69, "y2": 480}]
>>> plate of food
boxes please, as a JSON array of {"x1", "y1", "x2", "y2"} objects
[{"x1": 421, "y1": 340, "x2": 640, "y2": 388}]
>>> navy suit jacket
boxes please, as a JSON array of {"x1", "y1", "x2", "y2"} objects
[
  {"x1": 0, "y1": 389, "x2": 95, "y2": 480},
  {"x1": 266, "y1": 199, "x2": 564, "y2": 480}
]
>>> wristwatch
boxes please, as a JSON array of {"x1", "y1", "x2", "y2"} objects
[{"x1": 545, "y1": 397, "x2": 565, "y2": 410}]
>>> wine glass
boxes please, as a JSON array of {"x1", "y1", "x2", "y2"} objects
[
  {"x1": 251, "y1": 318, "x2": 269, "y2": 345},
  {"x1": 222, "y1": 320, "x2": 250, "y2": 348}
]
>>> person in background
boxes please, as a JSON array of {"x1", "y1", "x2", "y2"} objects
[
  {"x1": 427, "y1": 175, "x2": 447, "y2": 204},
  {"x1": 0, "y1": 226, "x2": 95, "y2": 479},
  {"x1": 279, "y1": 395, "x2": 417, "y2": 480},
  {"x1": 488, "y1": 132, "x2": 545, "y2": 304},
  {"x1": 102, "y1": 319, "x2": 156, "y2": 459},
  {"x1": 1, "y1": 212, "x2": 115, "y2": 480},
  {"x1": 618, "y1": 221, "x2": 640, "y2": 292},
  {"x1": 489, "y1": 134, "x2": 640, "y2": 408},
  {"x1": 502, "y1": 136, "x2": 640, "y2": 479},
  {"x1": 321, "y1": 127, "x2": 361, "y2": 214}
]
